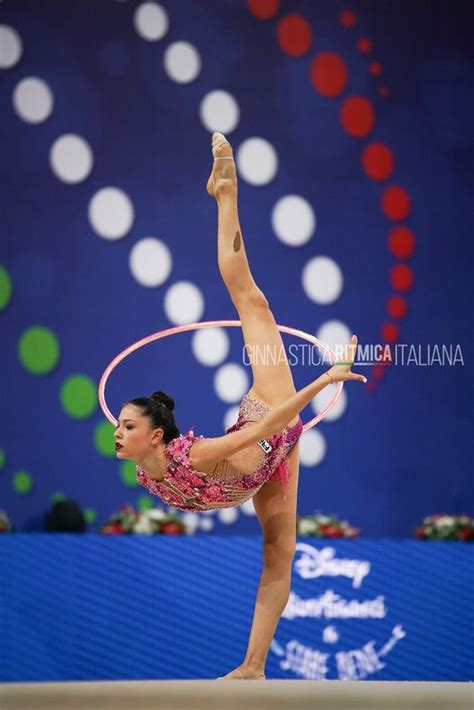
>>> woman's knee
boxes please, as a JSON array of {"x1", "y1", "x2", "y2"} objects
[
  {"x1": 262, "y1": 536, "x2": 296, "y2": 568},
  {"x1": 234, "y1": 285, "x2": 270, "y2": 312}
]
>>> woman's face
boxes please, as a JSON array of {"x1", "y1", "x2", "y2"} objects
[{"x1": 114, "y1": 404, "x2": 163, "y2": 460}]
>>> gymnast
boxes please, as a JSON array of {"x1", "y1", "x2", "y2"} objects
[{"x1": 113, "y1": 132, "x2": 366, "y2": 680}]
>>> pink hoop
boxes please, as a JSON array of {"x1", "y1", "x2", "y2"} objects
[{"x1": 98, "y1": 320, "x2": 343, "y2": 432}]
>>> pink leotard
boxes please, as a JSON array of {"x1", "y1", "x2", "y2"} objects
[{"x1": 136, "y1": 392, "x2": 303, "y2": 511}]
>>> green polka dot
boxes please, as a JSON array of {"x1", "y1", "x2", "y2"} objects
[
  {"x1": 120, "y1": 460, "x2": 139, "y2": 488},
  {"x1": 18, "y1": 325, "x2": 60, "y2": 375},
  {"x1": 60, "y1": 374, "x2": 97, "y2": 419},
  {"x1": 0, "y1": 266, "x2": 12, "y2": 310},
  {"x1": 13, "y1": 470, "x2": 33, "y2": 495},
  {"x1": 83, "y1": 508, "x2": 97, "y2": 524},
  {"x1": 0, "y1": 448, "x2": 5, "y2": 470},
  {"x1": 137, "y1": 495, "x2": 154, "y2": 511},
  {"x1": 51, "y1": 492, "x2": 66, "y2": 504},
  {"x1": 94, "y1": 420, "x2": 116, "y2": 457}
]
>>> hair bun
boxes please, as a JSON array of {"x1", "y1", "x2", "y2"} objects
[{"x1": 150, "y1": 391, "x2": 175, "y2": 412}]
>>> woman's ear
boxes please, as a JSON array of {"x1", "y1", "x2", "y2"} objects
[{"x1": 152, "y1": 427, "x2": 164, "y2": 445}]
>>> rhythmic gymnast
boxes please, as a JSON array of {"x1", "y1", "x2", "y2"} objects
[{"x1": 113, "y1": 132, "x2": 366, "y2": 680}]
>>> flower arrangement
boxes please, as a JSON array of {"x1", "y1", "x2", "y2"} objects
[
  {"x1": 101, "y1": 505, "x2": 188, "y2": 535},
  {"x1": 0, "y1": 509, "x2": 12, "y2": 533},
  {"x1": 414, "y1": 514, "x2": 474, "y2": 541},
  {"x1": 296, "y1": 512, "x2": 360, "y2": 538}
]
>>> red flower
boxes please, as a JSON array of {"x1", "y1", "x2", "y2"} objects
[
  {"x1": 458, "y1": 527, "x2": 474, "y2": 541},
  {"x1": 160, "y1": 522, "x2": 182, "y2": 535},
  {"x1": 415, "y1": 527, "x2": 426, "y2": 539},
  {"x1": 321, "y1": 524, "x2": 343, "y2": 538},
  {"x1": 102, "y1": 523, "x2": 125, "y2": 535}
]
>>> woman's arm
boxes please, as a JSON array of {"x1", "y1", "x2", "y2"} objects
[
  {"x1": 190, "y1": 335, "x2": 366, "y2": 470},
  {"x1": 190, "y1": 372, "x2": 334, "y2": 470}
]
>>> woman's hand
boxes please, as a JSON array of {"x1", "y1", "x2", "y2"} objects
[{"x1": 326, "y1": 335, "x2": 367, "y2": 384}]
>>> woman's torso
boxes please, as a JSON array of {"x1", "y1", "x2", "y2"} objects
[{"x1": 136, "y1": 392, "x2": 303, "y2": 511}]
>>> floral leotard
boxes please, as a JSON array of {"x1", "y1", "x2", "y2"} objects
[{"x1": 136, "y1": 392, "x2": 303, "y2": 511}]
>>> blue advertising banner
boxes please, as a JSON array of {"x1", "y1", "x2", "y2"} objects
[{"x1": 1, "y1": 536, "x2": 472, "y2": 682}]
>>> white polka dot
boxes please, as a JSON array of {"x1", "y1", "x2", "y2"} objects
[
  {"x1": 191, "y1": 327, "x2": 229, "y2": 367},
  {"x1": 214, "y1": 363, "x2": 249, "y2": 403},
  {"x1": 129, "y1": 237, "x2": 172, "y2": 287},
  {"x1": 181, "y1": 511, "x2": 199, "y2": 532},
  {"x1": 317, "y1": 320, "x2": 352, "y2": 362},
  {"x1": 163, "y1": 41, "x2": 201, "y2": 84},
  {"x1": 241, "y1": 498, "x2": 257, "y2": 516},
  {"x1": 200, "y1": 90, "x2": 240, "y2": 134},
  {"x1": 49, "y1": 134, "x2": 93, "y2": 184},
  {"x1": 134, "y1": 2, "x2": 169, "y2": 41},
  {"x1": 218, "y1": 508, "x2": 239, "y2": 524},
  {"x1": 236, "y1": 137, "x2": 278, "y2": 186},
  {"x1": 300, "y1": 429, "x2": 326, "y2": 467},
  {"x1": 301, "y1": 256, "x2": 343, "y2": 304},
  {"x1": 272, "y1": 195, "x2": 316, "y2": 246},
  {"x1": 223, "y1": 405, "x2": 240, "y2": 431},
  {"x1": 311, "y1": 386, "x2": 347, "y2": 421},
  {"x1": 12, "y1": 77, "x2": 54, "y2": 124},
  {"x1": 0, "y1": 25, "x2": 23, "y2": 68},
  {"x1": 164, "y1": 281, "x2": 204, "y2": 324},
  {"x1": 88, "y1": 187, "x2": 134, "y2": 239},
  {"x1": 199, "y1": 517, "x2": 215, "y2": 531}
]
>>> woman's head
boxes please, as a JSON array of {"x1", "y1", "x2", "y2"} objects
[{"x1": 114, "y1": 391, "x2": 180, "y2": 460}]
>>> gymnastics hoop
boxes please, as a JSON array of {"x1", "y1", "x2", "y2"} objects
[{"x1": 98, "y1": 320, "x2": 344, "y2": 432}]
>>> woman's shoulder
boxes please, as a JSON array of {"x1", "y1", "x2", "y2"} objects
[{"x1": 165, "y1": 429, "x2": 205, "y2": 467}]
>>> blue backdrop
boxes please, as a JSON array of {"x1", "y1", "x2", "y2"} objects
[
  {"x1": 0, "y1": 0, "x2": 472, "y2": 535},
  {"x1": 1, "y1": 536, "x2": 473, "y2": 681}
]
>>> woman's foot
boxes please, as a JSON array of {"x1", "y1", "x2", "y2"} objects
[
  {"x1": 206, "y1": 132, "x2": 237, "y2": 198},
  {"x1": 216, "y1": 666, "x2": 266, "y2": 680}
]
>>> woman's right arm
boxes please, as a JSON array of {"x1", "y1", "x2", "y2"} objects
[
  {"x1": 259, "y1": 334, "x2": 366, "y2": 437},
  {"x1": 190, "y1": 335, "x2": 366, "y2": 470}
]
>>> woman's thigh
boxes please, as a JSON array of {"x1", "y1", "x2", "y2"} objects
[
  {"x1": 235, "y1": 289, "x2": 297, "y2": 415},
  {"x1": 252, "y1": 443, "x2": 300, "y2": 563}
]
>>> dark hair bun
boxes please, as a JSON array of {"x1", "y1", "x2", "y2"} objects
[{"x1": 150, "y1": 391, "x2": 175, "y2": 412}]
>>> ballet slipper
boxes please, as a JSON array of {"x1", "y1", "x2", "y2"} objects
[
  {"x1": 207, "y1": 132, "x2": 235, "y2": 197},
  {"x1": 216, "y1": 668, "x2": 266, "y2": 680}
]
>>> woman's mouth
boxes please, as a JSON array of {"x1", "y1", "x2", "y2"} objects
[{"x1": 115, "y1": 443, "x2": 124, "y2": 451}]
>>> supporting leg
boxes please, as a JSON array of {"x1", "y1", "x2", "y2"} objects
[{"x1": 218, "y1": 444, "x2": 300, "y2": 680}]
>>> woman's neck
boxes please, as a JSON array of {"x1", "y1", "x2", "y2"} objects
[{"x1": 137, "y1": 444, "x2": 168, "y2": 481}]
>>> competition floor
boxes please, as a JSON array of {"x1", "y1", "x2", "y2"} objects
[{"x1": 1, "y1": 680, "x2": 473, "y2": 710}]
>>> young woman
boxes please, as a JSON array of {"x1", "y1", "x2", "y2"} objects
[{"x1": 114, "y1": 132, "x2": 366, "y2": 680}]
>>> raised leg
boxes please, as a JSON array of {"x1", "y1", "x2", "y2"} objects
[{"x1": 208, "y1": 134, "x2": 297, "y2": 410}]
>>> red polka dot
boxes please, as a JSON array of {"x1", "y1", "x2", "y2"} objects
[
  {"x1": 311, "y1": 52, "x2": 348, "y2": 97},
  {"x1": 357, "y1": 37, "x2": 372, "y2": 53},
  {"x1": 340, "y1": 96, "x2": 375, "y2": 138},
  {"x1": 390, "y1": 264, "x2": 414, "y2": 291},
  {"x1": 366, "y1": 381, "x2": 376, "y2": 393},
  {"x1": 247, "y1": 0, "x2": 280, "y2": 19},
  {"x1": 277, "y1": 14, "x2": 313, "y2": 56},
  {"x1": 379, "y1": 86, "x2": 390, "y2": 97},
  {"x1": 388, "y1": 226, "x2": 415, "y2": 258},
  {"x1": 362, "y1": 142, "x2": 394, "y2": 181},
  {"x1": 340, "y1": 10, "x2": 356, "y2": 28},
  {"x1": 372, "y1": 364, "x2": 385, "y2": 380},
  {"x1": 387, "y1": 295, "x2": 407, "y2": 319},
  {"x1": 381, "y1": 186, "x2": 411, "y2": 221},
  {"x1": 369, "y1": 61, "x2": 383, "y2": 76},
  {"x1": 381, "y1": 323, "x2": 399, "y2": 343}
]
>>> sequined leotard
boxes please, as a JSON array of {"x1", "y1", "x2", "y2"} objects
[{"x1": 136, "y1": 392, "x2": 303, "y2": 511}]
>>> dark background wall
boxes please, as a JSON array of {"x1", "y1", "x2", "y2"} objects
[{"x1": 0, "y1": 0, "x2": 472, "y2": 535}]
